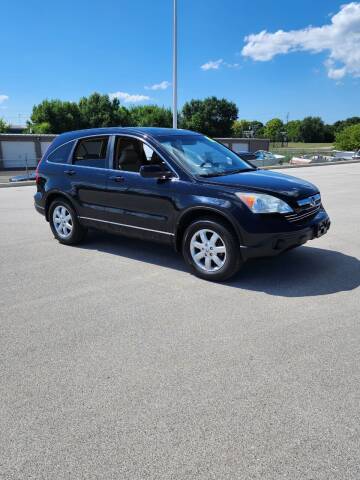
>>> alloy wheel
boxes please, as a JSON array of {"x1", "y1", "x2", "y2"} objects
[
  {"x1": 190, "y1": 229, "x2": 227, "y2": 272},
  {"x1": 53, "y1": 205, "x2": 73, "y2": 239}
]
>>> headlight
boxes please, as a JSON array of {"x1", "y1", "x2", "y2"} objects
[{"x1": 236, "y1": 192, "x2": 293, "y2": 214}]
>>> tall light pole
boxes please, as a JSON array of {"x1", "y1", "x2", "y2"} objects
[{"x1": 172, "y1": 0, "x2": 178, "y2": 128}]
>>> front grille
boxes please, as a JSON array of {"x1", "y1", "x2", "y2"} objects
[{"x1": 284, "y1": 194, "x2": 322, "y2": 223}]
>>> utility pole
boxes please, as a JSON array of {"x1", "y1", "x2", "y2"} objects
[{"x1": 172, "y1": 0, "x2": 178, "y2": 128}]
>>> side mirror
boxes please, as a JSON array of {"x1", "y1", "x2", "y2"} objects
[{"x1": 140, "y1": 164, "x2": 173, "y2": 179}]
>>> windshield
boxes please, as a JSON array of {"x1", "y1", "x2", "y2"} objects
[{"x1": 157, "y1": 135, "x2": 255, "y2": 177}]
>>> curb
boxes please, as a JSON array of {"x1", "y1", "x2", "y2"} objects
[{"x1": 0, "y1": 181, "x2": 35, "y2": 188}]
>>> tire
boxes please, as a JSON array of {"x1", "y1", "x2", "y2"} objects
[
  {"x1": 182, "y1": 218, "x2": 243, "y2": 281},
  {"x1": 49, "y1": 199, "x2": 87, "y2": 245}
]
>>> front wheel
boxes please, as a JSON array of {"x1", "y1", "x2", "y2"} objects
[
  {"x1": 182, "y1": 219, "x2": 243, "y2": 281},
  {"x1": 49, "y1": 199, "x2": 87, "y2": 245}
]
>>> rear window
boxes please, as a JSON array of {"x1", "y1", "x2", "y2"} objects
[
  {"x1": 47, "y1": 141, "x2": 74, "y2": 164},
  {"x1": 73, "y1": 137, "x2": 109, "y2": 168}
]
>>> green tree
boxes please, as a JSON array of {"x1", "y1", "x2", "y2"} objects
[
  {"x1": 264, "y1": 118, "x2": 284, "y2": 141},
  {"x1": 129, "y1": 105, "x2": 172, "y2": 127},
  {"x1": 251, "y1": 121, "x2": 265, "y2": 137},
  {"x1": 79, "y1": 92, "x2": 131, "y2": 128},
  {"x1": 181, "y1": 96, "x2": 238, "y2": 137},
  {"x1": 0, "y1": 118, "x2": 9, "y2": 133},
  {"x1": 323, "y1": 124, "x2": 335, "y2": 143},
  {"x1": 285, "y1": 120, "x2": 302, "y2": 142},
  {"x1": 29, "y1": 122, "x2": 52, "y2": 134},
  {"x1": 232, "y1": 120, "x2": 250, "y2": 137},
  {"x1": 333, "y1": 117, "x2": 360, "y2": 133},
  {"x1": 299, "y1": 116, "x2": 325, "y2": 143},
  {"x1": 29, "y1": 99, "x2": 81, "y2": 133},
  {"x1": 335, "y1": 124, "x2": 360, "y2": 150},
  {"x1": 232, "y1": 120, "x2": 264, "y2": 138}
]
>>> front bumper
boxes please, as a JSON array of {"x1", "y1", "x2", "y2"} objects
[{"x1": 241, "y1": 210, "x2": 331, "y2": 260}]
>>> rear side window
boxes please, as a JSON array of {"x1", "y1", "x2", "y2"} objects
[
  {"x1": 47, "y1": 141, "x2": 74, "y2": 164},
  {"x1": 73, "y1": 137, "x2": 109, "y2": 168}
]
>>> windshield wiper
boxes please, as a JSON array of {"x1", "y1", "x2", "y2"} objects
[
  {"x1": 199, "y1": 168, "x2": 255, "y2": 177},
  {"x1": 226, "y1": 168, "x2": 256, "y2": 174},
  {"x1": 198, "y1": 172, "x2": 227, "y2": 177}
]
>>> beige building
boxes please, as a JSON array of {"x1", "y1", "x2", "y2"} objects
[
  {"x1": 216, "y1": 137, "x2": 270, "y2": 153},
  {"x1": 0, "y1": 134, "x2": 56, "y2": 169}
]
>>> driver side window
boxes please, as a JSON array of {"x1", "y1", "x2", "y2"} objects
[{"x1": 114, "y1": 136, "x2": 164, "y2": 172}]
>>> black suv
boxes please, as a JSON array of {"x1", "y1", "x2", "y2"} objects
[{"x1": 34, "y1": 127, "x2": 330, "y2": 281}]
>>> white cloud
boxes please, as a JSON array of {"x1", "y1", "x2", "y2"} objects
[
  {"x1": 201, "y1": 59, "x2": 240, "y2": 71},
  {"x1": 109, "y1": 91, "x2": 150, "y2": 103},
  {"x1": 201, "y1": 59, "x2": 224, "y2": 70},
  {"x1": 0, "y1": 94, "x2": 9, "y2": 104},
  {"x1": 325, "y1": 59, "x2": 347, "y2": 80},
  {"x1": 145, "y1": 81, "x2": 171, "y2": 91},
  {"x1": 241, "y1": 2, "x2": 360, "y2": 79}
]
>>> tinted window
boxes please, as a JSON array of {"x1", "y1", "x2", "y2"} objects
[
  {"x1": 73, "y1": 137, "x2": 109, "y2": 168},
  {"x1": 47, "y1": 141, "x2": 74, "y2": 164},
  {"x1": 114, "y1": 137, "x2": 164, "y2": 172}
]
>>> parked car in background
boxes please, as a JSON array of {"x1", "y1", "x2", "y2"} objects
[
  {"x1": 290, "y1": 154, "x2": 333, "y2": 166},
  {"x1": 235, "y1": 151, "x2": 257, "y2": 162},
  {"x1": 333, "y1": 150, "x2": 360, "y2": 160},
  {"x1": 252, "y1": 150, "x2": 286, "y2": 167},
  {"x1": 34, "y1": 128, "x2": 330, "y2": 281}
]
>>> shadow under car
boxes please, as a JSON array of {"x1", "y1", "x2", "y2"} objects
[{"x1": 77, "y1": 231, "x2": 360, "y2": 297}]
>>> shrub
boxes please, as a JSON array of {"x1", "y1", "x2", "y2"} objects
[
  {"x1": 335, "y1": 124, "x2": 360, "y2": 151},
  {"x1": 0, "y1": 118, "x2": 9, "y2": 133}
]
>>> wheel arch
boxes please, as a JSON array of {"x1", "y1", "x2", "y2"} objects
[
  {"x1": 175, "y1": 207, "x2": 242, "y2": 252},
  {"x1": 44, "y1": 191, "x2": 78, "y2": 222}
]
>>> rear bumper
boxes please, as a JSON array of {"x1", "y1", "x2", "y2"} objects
[
  {"x1": 35, "y1": 203, "x2": 45, "y2": 216},
  {"x1": 34, "y1": 192, "x2": 46, "y2": 217},
  {"x1": 241, "y1": 211, "x2": 331, "y2": 260}
]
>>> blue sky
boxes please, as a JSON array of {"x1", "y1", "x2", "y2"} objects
[{"x1": 1, "y1": 0, "x2": 359, "y2": 125}]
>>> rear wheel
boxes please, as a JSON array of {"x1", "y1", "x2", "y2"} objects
[
  {"x1": 182, "y1": 219, "x2": 243, "y2": 281},
  {"x1": 49, "y1": 199, "x2": 87, "y2": 245}
]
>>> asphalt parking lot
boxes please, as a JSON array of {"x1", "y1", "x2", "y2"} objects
[{"x1": 1, "y1": 163, "x2": 359, "y2": 479}]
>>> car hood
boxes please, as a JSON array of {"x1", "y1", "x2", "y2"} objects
[{"x1": 200, "y1": 169, "x2": 318, "y2": 199}]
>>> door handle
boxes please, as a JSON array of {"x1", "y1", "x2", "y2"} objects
[
  {"x1": 109, "y1": 175, "x2": 125, "y2": 183},
  {"x1": 64, "y1": 169, "x2": 76, "y2": 176}
]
